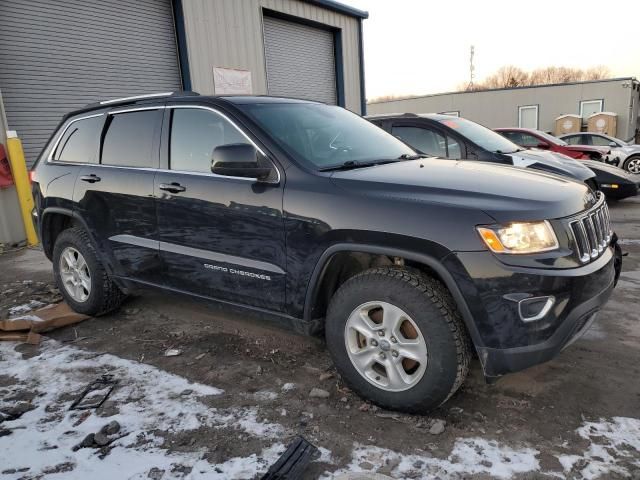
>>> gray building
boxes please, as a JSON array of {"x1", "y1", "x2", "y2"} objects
[
  {"x1": 0, "y1": 0, "x2": 368, "y2": 167},
  {"x1": 368, "y1": 78, "x2": 640, "y2": 142}
]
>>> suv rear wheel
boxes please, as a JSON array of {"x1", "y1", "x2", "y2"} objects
[
  {"x1": 53, "y1": 227, "x2": 125, "y2": 316},
  {"x1": 325, "y1": 267, "x2": 470, "y2": 413}
]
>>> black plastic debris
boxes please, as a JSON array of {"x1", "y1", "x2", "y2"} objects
[
  {"x1": 261, "y1": 435, "x2": 319, "y2": 480},
  {"x1": 69, "y1": 375, "x2": 118, "y2": 410}
]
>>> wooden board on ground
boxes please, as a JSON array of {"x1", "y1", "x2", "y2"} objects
[{"x1": 0, "y1": 302, "x2": 90, "y2": 344}]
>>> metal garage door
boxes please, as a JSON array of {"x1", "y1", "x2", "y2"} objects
[
  {"x1": 0, "y1": 0, "x2": 182, "y2": 166},
  {"x1": 263, "y1": 15, "x2": 337, "y2": 105}
]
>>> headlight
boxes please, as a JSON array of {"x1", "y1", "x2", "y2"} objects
[{"x1": 476, "y1": 221, "x2": 559, "y2": 254}]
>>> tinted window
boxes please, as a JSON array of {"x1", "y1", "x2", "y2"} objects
[
  {"x1": 170, "y1": 109, "x2": 247, "y2": 173},
  {"x1": 564, "y1": 135, "x2": 584, "y2": 145},
  {"x1": 101, "y1": 110, "x2": 159, "y2": 168},
  {"x1": 447, "y1": 137, "x2": 462, "y2": 159},
  {"x1": 499, "y1": 131, "x2": 522, "y2": 144},
  {"x1": 438, "y1": 117, "x2": 520, "y2": 154},
  {"x1": 53, "y1": 116, "x2": 103, "y2": 163},
  {"x1": 519, "y1": 133, "x2": 543, "y2": 147},
  {"x1": 392, "y1": 126, "x2": 446, "y2": 157},
  {"x1": 590, "y1": 135, "x2": 614, "y2": 147},
  {"x1": 238, "y1": 103, "x2": 415, "y2": 169}
]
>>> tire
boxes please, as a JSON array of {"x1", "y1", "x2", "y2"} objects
[
  {"x1": 622, "y1": 155, "x2": 640, "y2": 174},
  {"x1": 52, "y1": 227, "x2": 125, "y2": 316},
  {"x1": 325, "y1": 267, "x2": 471, "y2": 413}
]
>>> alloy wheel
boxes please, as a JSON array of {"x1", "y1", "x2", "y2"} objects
[
  {"x1": 59, "y1": 247, "x2": 91, "y2": 302},
  {"x1": 344, "y1": 301, "x2": 428, "y2": 392},
  {"x1": 626, "y1": 157, "x2": 640, "y2": 174}
]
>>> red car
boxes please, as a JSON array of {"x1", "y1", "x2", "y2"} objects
[{"x1": 495, "y1": 128, "x2": 613, "y2": 164}]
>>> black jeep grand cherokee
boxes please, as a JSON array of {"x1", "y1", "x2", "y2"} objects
[{"x1": 32, "y1": 93, "x2": 620, "y2": 413}]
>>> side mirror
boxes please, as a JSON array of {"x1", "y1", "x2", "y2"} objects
[
  {"x1": 608, "y1": 141, "x2": 618, "y2": 148},
  {"x1": 536, "y1": 142, "x2": 550, "y2": 149},
  {"x1": 211, "y1": 143, "x2": 272, "y2": 180}
]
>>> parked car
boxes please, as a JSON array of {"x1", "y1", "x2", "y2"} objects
[
  {"x1": 495, "y1": 127, "x2": 617, "y2": 165},
  {"x1": 32, "y1": 93, "x2": 621, "y2": 413},
  {"x1": 580, "y1": 159, "x2": 640, "y2": 200},
  {"x1": 367, "y1": 113, "x2": 598, "y2": 191},
  {"x1": 559, "y1": 132, "x2": 640, "y2": 174}
]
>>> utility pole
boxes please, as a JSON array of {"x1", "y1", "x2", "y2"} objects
[{"x1": 468, "y1": 45, "x2": 475, "y2": 91}]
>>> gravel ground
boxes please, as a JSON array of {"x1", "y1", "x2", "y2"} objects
[{"x1": 0, "y1": 196, "x2": 639, "y2": 479}]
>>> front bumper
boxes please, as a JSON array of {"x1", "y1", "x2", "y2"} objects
[
  {"x1": 444, "y1": 246, "x2": 618, "y2": 379},
  {"x1": 600, "y1": 181, "x2": 638, "y2": 200}
]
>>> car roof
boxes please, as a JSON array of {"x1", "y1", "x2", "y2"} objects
[
  {"x1": 65, "y1": 92, "x2": 323, "y2": 121},
  {"x1": 559, "y1": 132, "x2": 613, "y2": 138},
  {"x1": 365, "y1": 113, "x2": 456, "y2": 121},
  {"x1": 494, "y1": 127, "x2": 537, "y2": 133}
]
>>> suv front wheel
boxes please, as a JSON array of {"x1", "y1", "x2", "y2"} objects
[
  {"x1": 325, "y1": 267, "x2": 470, "y2": 413},
  {"x1": 53, "y1": 227, "x2": 125, "y2": 316}
]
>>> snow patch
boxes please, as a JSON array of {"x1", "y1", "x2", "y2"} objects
[
  {"x1": 8, "y1": 299, "x2": 45, "y2": 316},
  {"x1": 281, "y1": 382, "x2": 296, "y2": 391},
  {"x1": 323, "y1": 438, "x2": 540, "y2": 479},
  {"x1": 254, "y1": 390, "x2": 278, "y2": 401},
  {"x1": 0, "y1": 340, "x2": 286, "y2": 479},
  {"x1": 557, "y1": 417, "x2": 640, "y2": 479}
]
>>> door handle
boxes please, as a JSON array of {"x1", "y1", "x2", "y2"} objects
[
  {"x1": 159, "y1": 182, "x2": 186, "y2": 193},
  {"x1": 80, "y1": 174, "x2": 101, "y2": 183}
]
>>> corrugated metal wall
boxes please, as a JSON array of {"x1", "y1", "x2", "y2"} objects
[
  {"x1": 263, "y1": 15, "x2": 337, "y2": 104},
  {"x1": 367, "y1": 79, "x2": 636, "y2": 140},
  {"x1": 181, "y1": 0, "x2": 363, "y2": 113},
  {"x1": 0, "y1": 0, "x2": 183, "y2": 166}
]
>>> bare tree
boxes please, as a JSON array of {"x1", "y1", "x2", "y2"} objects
[
  {"x1": 460, "y1": 65, "x2": 612, "y2": 91},
  {"x1": 483, "y1": 66, "x2": 529, "y2": 89}
]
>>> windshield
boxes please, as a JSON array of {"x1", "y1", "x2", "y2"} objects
[
  {"x1": 535, "y1": 130, "x2": 567, "y2": 146},
  {"x1": 238, "y1": 103, "x2": 416, "y2": 169},
  {"x1": 437, "y1": 117, "x2": 521, "y2": 154}
]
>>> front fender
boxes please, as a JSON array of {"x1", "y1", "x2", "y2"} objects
[{"x1": 301, "y1": 240, "x2": 485, "y2": 353}]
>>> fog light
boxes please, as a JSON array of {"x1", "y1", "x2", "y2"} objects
[{"x1": 518, "y1": 296, "x2": 554, "y2": 322}]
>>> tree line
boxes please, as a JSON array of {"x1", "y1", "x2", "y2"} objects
[
  {"x1": 368, "y1": 65, "x2": 612, "y2": 103},
  {"x1": 460, "y1": 65, "x2": 611, "y2": 91}
]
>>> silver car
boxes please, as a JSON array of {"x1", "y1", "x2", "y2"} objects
[{"x1": 559, "y1": 132, "x2": 640, "y2": 174}]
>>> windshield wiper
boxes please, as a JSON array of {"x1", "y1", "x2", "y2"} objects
[
  {"x1": 318, "y1": 159, "x2": 404, "y2": 172},
  {"x1": 397, "y1": 153, "x2": 431, "y2": 160},
  {"x1": 495, "y1": 148, "x2": 523, "y2": 154}
]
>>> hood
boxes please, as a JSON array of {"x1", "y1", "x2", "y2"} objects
[
  {"x1": 619, "y1": 145, "x2": 640, "y2": 154},
  {"x1": 506, "y1": 149, "x2": 595, "y2": 182},
  {"x1": 330, "y1": 159, "x2": 593, "y2": 222},
  {"x1": 581, "y1": 159, "x2": 639, "y2": 183}
]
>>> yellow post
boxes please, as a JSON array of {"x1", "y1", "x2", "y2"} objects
[{"x1": 6, "y1": 131, "x2": 38, "y2": 246}]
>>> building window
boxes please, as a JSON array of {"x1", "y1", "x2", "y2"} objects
[
  {"x1": 580, "y1": 99, "x2": 603, "y2": 120},
  {"x1": 440, "y1": 111, "x2": 460, "y2": 117},
  {"x1": 518, "y1": 105, "x2": 538, "y2": 129}
]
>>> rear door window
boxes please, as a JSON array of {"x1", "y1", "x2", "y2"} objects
[
  {"x1": 53, "y1": 115, "x2": 103, "y2": 164},
  {"x1": 101, "y1": 110, "x2": 161, "y2": 168}
]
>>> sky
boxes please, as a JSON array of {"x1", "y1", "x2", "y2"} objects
[{"x1": 342, "y1": 0, "x2": 640, "y2": 100}]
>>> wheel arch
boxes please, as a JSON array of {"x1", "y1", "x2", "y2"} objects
[
  {"x1": 41, "y1": 208, "x2": 96, "y2": 260},
  {"x1": 303, "y1": 243, "x2": 483, "y2": 349}
]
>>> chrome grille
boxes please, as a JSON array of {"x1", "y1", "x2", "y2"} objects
[{"x1": 569, "y1": 193, "x2": 611, "y2": 264}]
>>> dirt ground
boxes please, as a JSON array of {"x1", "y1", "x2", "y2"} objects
[{"x1": 1, "y1": 196, "x2": 640, "y2": 479}]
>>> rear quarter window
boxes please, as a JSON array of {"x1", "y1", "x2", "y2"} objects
[{"x1": 52, "y1": 115, "x2": 104, "y2": 164}]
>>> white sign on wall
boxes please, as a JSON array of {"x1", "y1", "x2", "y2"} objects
[{"x1": 213, "y1": 67, "x2": 252, "y2": 95}]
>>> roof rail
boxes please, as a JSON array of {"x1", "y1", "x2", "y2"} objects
[{"x1": 99, "y1": 92, "x2": 174, "y2": 105}]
